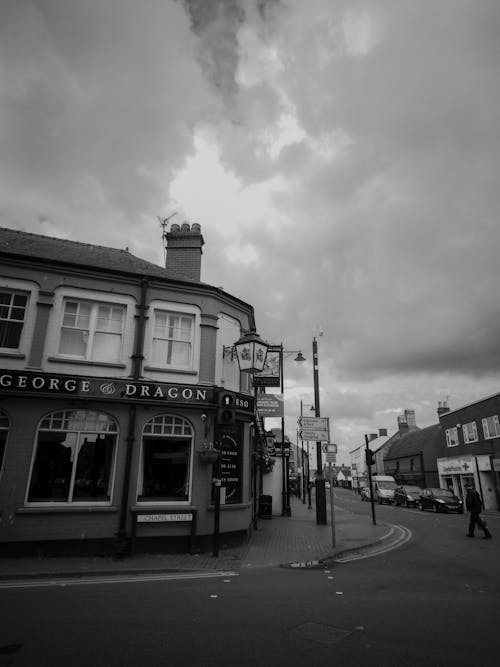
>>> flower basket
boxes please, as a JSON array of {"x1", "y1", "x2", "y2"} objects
[{"x1": 198, "y1": 448, "x2": 219, "y2": 464}]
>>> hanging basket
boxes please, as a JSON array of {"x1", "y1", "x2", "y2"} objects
[{"x1": 198, "y1": 449, "x2": 219, "y2": 464}]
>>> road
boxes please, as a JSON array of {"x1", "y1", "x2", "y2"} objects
[{"x1": 1, "y1": 488, "x2": 499, "y2": 667}]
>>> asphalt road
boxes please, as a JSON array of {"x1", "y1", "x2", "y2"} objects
[{"x1": 1, "y1": 490, "x2": 499, "y2": 667}]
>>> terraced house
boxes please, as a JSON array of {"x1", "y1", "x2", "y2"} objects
[{"x1": 0, "y1": 224, "x2": 260, "y2": 555}]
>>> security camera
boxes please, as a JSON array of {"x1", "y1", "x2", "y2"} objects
[{"x1": 201, "y1": 414, "x2": 207, "y2": 421}]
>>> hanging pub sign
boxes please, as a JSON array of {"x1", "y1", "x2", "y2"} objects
[{"x1": 253, "y1": 348, "x2": 281, "y2": 387}]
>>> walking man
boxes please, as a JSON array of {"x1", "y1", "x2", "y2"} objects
[{"x1": 465, "y1": 485, "x2": 492, "y2": 539}]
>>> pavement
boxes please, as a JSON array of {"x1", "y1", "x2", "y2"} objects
[{"x1": 0, "y1": 491, "x2": 391, "y2": 581}]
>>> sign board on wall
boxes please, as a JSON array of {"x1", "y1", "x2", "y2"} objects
[{"x1": 256, "y1": 394, "x2": 284, "y2": 417}]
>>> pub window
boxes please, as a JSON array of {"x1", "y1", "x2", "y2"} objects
[
  {"x1": 0, "y1": 289, "x2": 28, "y2": 351},
  {"x1": 151, "y1": 310, "x2": 194, "y2": 369},
  {"x1": 26, "y1": 410, "x2": 117, "y2": 504},
  {"x1": 0, "y1": 409, "x2": 9, "y2": 478},
  {"x1": 482, "y1": 415, "x2": 500, "y2": 440},
  {"x1": 138, "y1": 415, "x2": 193, "y2": 503},
  {"x1": 462, "y1": 421, "x2": 478, "y2": 444},
  {"x1": 57, "y1": 299, "x2": 125, "y2": 363}
]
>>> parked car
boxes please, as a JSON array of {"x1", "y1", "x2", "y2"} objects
[
  {"x1": 372, "y1": 476, "x2": 397, "y2": 505},
  {"x1": 360, "y1": 486, "x2": 371, "y2": 501},
  {"x1": 419, "y1": 488, "x2": 464, "y2": 514},
  {"x1": 394, "y1": 485, "x2": 422, "y2": 508}
]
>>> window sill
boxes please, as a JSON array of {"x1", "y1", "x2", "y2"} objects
[
  {"x1": 131, "y1": 504, "x2": 196, "y2": 511},
  {"x1": 47, "y1": 356, "x2": 126, "y2": 369},
  {"x1": 0, "y1": 351, "x2": 25, "y2": 359},
  {"x1": 207, "y1": 503, "x2": 251, "y2": 512},
  {"x1": 17, "y1": 505, "x2": 118, "y2": 514},
  {"x1": 143, "y1": 366, "x2": 197, "y2": 376}
]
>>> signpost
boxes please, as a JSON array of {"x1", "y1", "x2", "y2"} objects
[{"x1": 298, "y1": 416, "x2": 330, "y2": 442}]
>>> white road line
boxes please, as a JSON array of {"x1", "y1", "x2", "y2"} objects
[
  {"x1": 334, "y1": 524, "x2": 412, "y2": 563},
  {"x1": 0, "y1": 570, "x2": 239, "y2": 590}
]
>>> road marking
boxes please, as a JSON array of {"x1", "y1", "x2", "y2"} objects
[
  {"x1": 333, "y1": 524, "x2": 412, "y2": 563},
  {"x1": 0, "y1": 570, "x2": 239, "y2": 590}
]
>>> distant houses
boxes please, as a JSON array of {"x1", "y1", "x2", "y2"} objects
[{"x1": 350, "y1": 399, "x2": 500, "y2": 511}]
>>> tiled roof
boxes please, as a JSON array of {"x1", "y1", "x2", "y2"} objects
[
  {"x1": 0, "y1": 226, "x2": 197, "y2": 283},
  {"x1": 385, "y1": 424, "x2": 442, "y2": 459}
]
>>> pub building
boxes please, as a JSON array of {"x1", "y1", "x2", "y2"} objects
[{"x1": 0, "y1": 224, "x2": 263, "y2": 556}]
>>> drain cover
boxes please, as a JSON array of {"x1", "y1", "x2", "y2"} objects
[{"x1": 291, "y1": 622, "x2": 352, "y2": 645}]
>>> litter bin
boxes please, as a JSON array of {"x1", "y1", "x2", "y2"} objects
[{"x1": 259, "y1": 494, "x2": 272, "y2": 519}]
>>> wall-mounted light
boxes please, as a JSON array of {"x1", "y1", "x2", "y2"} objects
[{"x1": 224, "y1": 328, "x2": 269, "y2": 374}]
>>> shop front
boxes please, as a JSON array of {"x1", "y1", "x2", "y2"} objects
[
  {"x1": 437, "y1": 454, "x2": 499, "y2": 510},
  {"x1": 0, "y1": 369, "x2": 255, "y2": 556}
]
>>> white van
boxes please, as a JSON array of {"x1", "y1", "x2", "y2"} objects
[{"x1": 371, "y1": 475, "x2": 397, "y2": 505}]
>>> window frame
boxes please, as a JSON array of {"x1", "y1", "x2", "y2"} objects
[
  {"x1": 137, "y1": 414, "x2": 194, "y2": 505},
  {"x1": 482, "y1": 415, "x2": 500, "y2": 440},
  {"x1": 57, "y1": 297, "x2": 126, "y2": 364},
  {"x1": 144, "y1": 301, "x2": 200, "y2": 374},
  {"x1": 462, "y1": 421, "x2": 478, "y2": 444},
  {"x1": 445, "y1": 427, "x2": 459, "y2": 448},
  {"x1": 25, "y1": 410, "x2": 118, "y2": 506}
]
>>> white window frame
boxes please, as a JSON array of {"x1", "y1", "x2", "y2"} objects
[
  {"x1": 462, "y1": 421, "x2": 478, "y2": 444},
  {"x1": 0, "y1": 280, "x2": 38, "y2": 357},
  {"x1": 445, "y1": 427, "x2": 459, "y2": 448},
  {"x1": 482, "y1": 415, "x2": 500, "y2": 440},
  {"x1": 144, "y1": 301, "x2": 200, "y2": 374},
  {"x1": 57, "y1": 298, "x2": 126, "y2": 363}
]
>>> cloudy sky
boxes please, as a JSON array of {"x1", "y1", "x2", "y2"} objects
[{"x1": 2, "y1": 0, "x2": 500, "y2": 463}]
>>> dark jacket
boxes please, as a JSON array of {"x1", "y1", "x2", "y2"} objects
[{"x1": 465, "y1": 488, "x2": 482, "y2": 513}]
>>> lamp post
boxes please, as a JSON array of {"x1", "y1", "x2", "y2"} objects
[
  {"x1": 214, "y1": 328, "x2": 268, "y2": 556},
  {"x1": 313, "y1": 336, "x2": 327, "y2": 525},
  {"x1": 279, "y1": 346, "x2": 305, "y2": 516}
]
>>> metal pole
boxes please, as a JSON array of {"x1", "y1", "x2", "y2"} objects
[
  {"x1": 329, "y1": 463, "x2": 336, "y2": 547},
  {"x1": 365, "y1": 434, "x2": 376, "y2": 526},
  {"x1": 307, "y1": 441, "x2": 312, "y2": 509},
  {"x1": 313, "y1": 337, "x2": 327, "y2": 524},
  {"x1": 212, "y1": 448, "x2": 222, "y2": 556}
]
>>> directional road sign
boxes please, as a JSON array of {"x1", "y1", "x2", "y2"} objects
[
  {"x1": 297, "y1": 416, "x2": 329, "y2": 430},
  {"x1": 298, "y1": 416, "x2": 330, "y2": 442},
  {"x1": 299, "y1": 428, "x2": 329, "y2": 442},
  {"x1": 321, "y1": 443, "x2": 337, "y2": 453}
]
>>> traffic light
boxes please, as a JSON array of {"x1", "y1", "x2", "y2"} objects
[
  {"x1": 365, "y1": 448, "x2": 375, "y2": 466},
  {"x1": 216, "y1": 391, "x2": 236, "y2": 426}
]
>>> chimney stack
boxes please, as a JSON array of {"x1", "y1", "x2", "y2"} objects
[
  {"x1": 397, "y1": 415, "x2": 409, "y2": 434},
  {"x1": 437, "y1": 401, "x2": 451, "y2": 417},
  {"x1": 379, "y1": 428, "x2": 388, "y2": 437},
  {"x1": 165, "y1": 222, "x2": 204, "y2": 281}
]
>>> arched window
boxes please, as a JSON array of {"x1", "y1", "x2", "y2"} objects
[
  {"x1": 0, "y1": 409, "x2": 9, "y2": 478},
  {"x1": 27, "y1": 410, "x2": 118, "y2": 504},
  {"x1": 138, "y1": 415, "x2": 194, "y2": 503}
]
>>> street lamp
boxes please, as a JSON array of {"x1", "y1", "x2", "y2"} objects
[
  {"x1": 313, "y1": 336, "x2": 327, "y2": 525},
  {"x1": 279, "y1": 346, "x2": 306, "y2": 516},
  {"x1": 214, "y1": 328, "x2": 269, "y2": 556}
]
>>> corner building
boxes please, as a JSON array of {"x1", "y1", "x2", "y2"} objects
[{"x1": 0, "y1": 224, "x2": 258, "y2": 555}]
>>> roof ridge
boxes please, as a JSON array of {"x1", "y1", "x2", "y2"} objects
[{"x1": 0, "y1": 226, "x2": 139, "y2": 257}]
